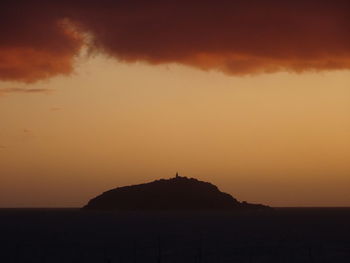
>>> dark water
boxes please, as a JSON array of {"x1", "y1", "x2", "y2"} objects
[{"x1": 0, "y1": 208, "x2": 349, "y2": 262}]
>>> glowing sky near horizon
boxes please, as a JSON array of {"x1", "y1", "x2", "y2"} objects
[{"x1": 1, "y1": 54, "x2": 350, "y2": 207}]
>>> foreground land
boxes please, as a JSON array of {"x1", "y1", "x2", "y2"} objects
[{"x1": 0, "y1": 208, "x2": 349, "y2": 262}]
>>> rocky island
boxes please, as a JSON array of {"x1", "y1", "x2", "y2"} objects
[{"x1": 83, "y1": 174, "x2": 269, "y2": 210}]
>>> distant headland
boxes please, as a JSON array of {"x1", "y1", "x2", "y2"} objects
[{"x1": 83, "y1": 174, "x2": 270, "y2": 211}]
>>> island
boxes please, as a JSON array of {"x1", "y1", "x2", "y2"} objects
[{"x1": 83, "y1": 174, "x2": 270, "y2": 210}]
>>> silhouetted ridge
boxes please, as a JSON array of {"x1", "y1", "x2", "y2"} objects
[{"x1": 83, "y1": 176, "x2": 269, "y2": 210}]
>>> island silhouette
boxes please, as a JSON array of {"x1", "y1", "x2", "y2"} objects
[{"x1": 83, "y1": 174, "x2": 269, "y2": 210}]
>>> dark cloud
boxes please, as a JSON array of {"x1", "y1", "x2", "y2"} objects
[
  {"x1": 0, "y1": 1, "x2": 83, "y2": 83},
  {"x1": 1, "y1": 0, "x2": 350, "y2": 82}
]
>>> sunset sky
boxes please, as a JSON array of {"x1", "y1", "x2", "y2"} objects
[{"x1": 1, "y1": 0, "x2": 350, "y2": 207}]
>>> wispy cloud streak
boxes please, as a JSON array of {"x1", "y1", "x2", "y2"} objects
[{"x1": 0, "y1": 88, "x2": 52, "y2": 95}]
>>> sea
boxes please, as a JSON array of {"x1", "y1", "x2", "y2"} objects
[{"x1": 0, "y1": 208, "x2": 349, "y2": 262}]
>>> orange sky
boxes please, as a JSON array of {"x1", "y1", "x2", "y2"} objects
[
  {"x1": 1, "y1": 1, "x2": 350, "y2": 207},
  {"x1": 1, "y1": 55, "x2": 350, "y2": 207}
]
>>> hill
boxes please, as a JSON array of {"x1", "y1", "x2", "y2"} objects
[{"x1": 83, "y1": 175, "x2": 269, "y2": 210}]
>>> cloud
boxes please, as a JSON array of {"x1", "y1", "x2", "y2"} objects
[
  {"x1": 0, "y1": 1, "x2": 83, "y2": 83},
  {"x1": 0, "y1": 88, "x2": 52, "y2": 96},
  {"x1": 1, "y1": 0, "x2": 350, "y2": 82}
]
